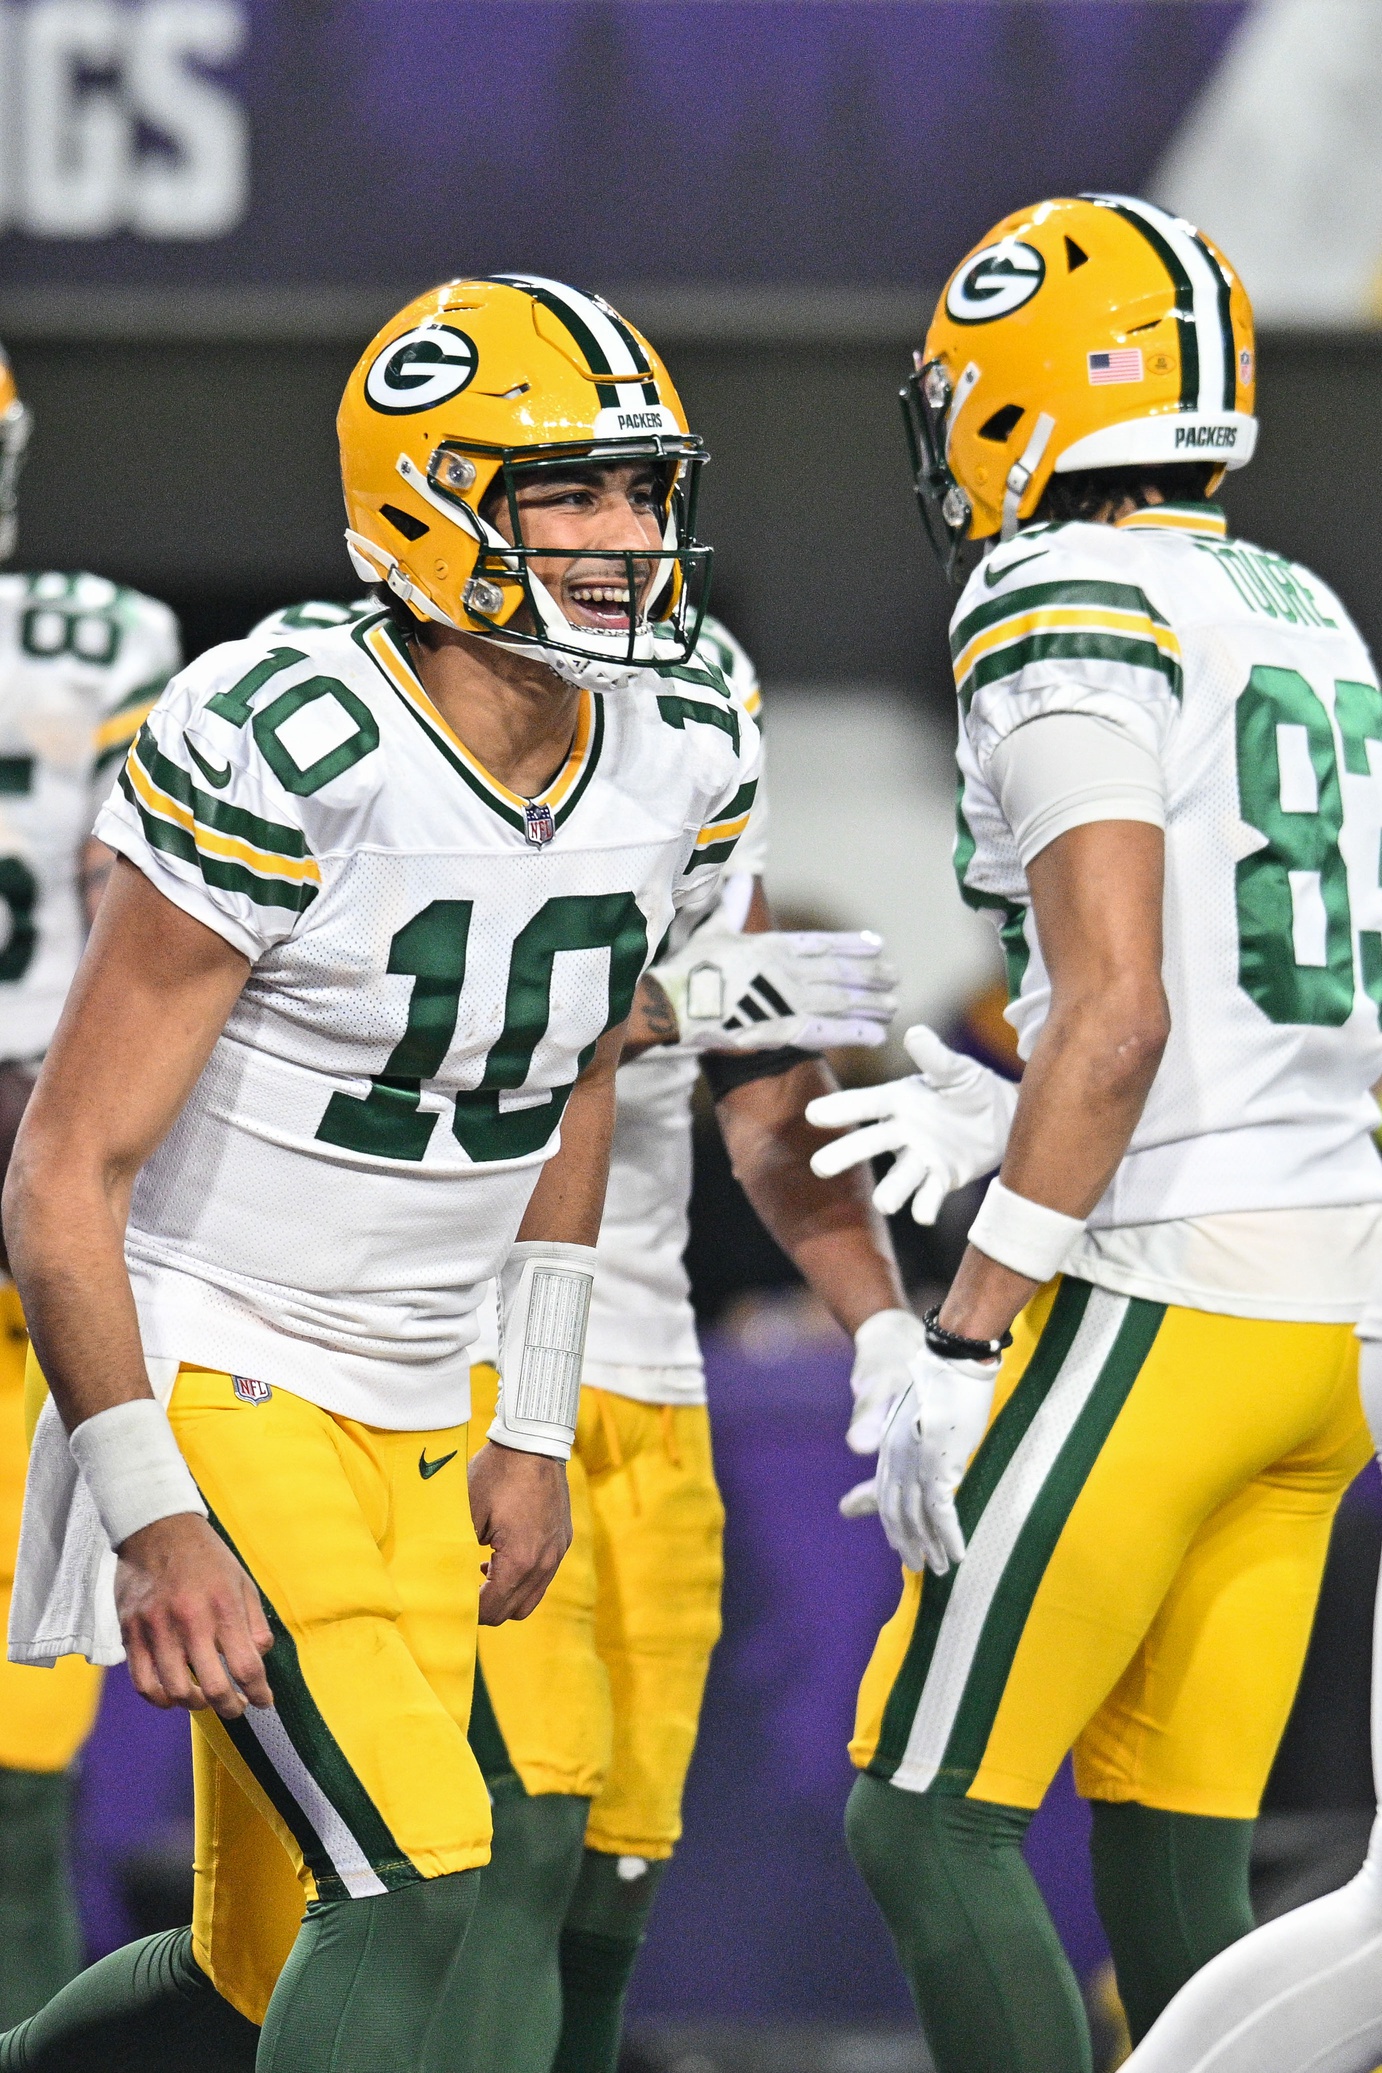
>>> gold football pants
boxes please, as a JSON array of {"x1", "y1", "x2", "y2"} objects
[
  {"x1": 158, "y1": 1365, "x2": 488, "y2": 2024},
  {"x1": 467, "y1": 1362, "x2": 725, "y2": 1859},
  {"x1": 0, "y1": 1286, "x2": 102, "y2": 1771},
  {"x1": 853, "y1": 1278, "x2": 1371, "y2": 1816}
]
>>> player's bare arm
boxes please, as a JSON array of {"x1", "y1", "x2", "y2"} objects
[
  {"x1": 3, "y1": 857, "x2": 272, "y2": 1719},
  {"x1": 717, "y1": 1055, "x2": 904, "y2": 1331},
  {"x1": 939, "y1": 816, "x2": 1169, "y2": 1345},
  {"x1": 470, "y1": 1019, "x2": 627, "y2": 1627}
]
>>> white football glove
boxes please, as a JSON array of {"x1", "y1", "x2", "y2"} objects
[
  {"x1": 806, "y1": 1023, "x2": 1018, "y2": 1223},
  {"x1": 838, "y1": 1309, "x2": 929, "y2": 1522},
  {"x1": 655, "y1": 929, "x2": 897, "y2": 1054},
  {"x1": 876, "y1": 1342, "x2": 999, "y2": 1576},
  {"x1": 845, "y1": 1308, "x2": 928, "y2": 1455}
]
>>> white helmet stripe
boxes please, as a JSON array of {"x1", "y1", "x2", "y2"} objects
[
  {"x1": 1087, "y1": 194, "x2": 1233, "y2": 414},
  {"x1": 491, "y1": 273, "x2": 650, "y2": 383}
]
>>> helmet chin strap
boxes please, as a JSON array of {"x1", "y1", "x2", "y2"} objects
[
  {"x1": 1001, "y1": 413, "x2": 1056, "y2": 540},
  {"x1": 489, "y1": 566, "x2": 659, "y2": 689}
]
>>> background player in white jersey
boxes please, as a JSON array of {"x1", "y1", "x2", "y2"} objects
[
  {"x1": 806, "y1": 197, "x2": 1382, "y2": 2073},
  {"x1": 0, "y1": 345, "x2": 181, "y2": 2027},
  {"x1": 241, "y1": 597, "x2": 913, "y2": 2073},
  {"x1": 0, "y1": 276, "x2": 760, "y2": 2073}
]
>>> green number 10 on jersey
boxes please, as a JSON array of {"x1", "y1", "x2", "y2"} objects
[{"x1": 314, "y1": 892, "x2": 648, "y2": 1165}]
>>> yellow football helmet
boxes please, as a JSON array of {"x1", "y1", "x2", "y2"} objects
[
  {"x1": 0, "y1": 347, "x2": 32, "y2": 564},
  {"x1": 338, "y1": 274, "x2": 709, "y2": 677},
  {"x1": 903, "y1": 194, "x2": 1256, "y2": 580}
]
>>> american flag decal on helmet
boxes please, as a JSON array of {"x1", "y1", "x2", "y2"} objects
[
  {"x1": 523, "y1": 801, "x2": 555, "y2": 847},
  {"x1": 232, "y1": 1375, "x2": 273, "y2": 1405},
  {"x1": 1088, "y1": 348, "x2": 1144, "y2": 386}
]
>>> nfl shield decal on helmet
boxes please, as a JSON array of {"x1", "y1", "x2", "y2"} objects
[
  {"x1": 524, "y1": 801, "x2": 556, "y2": 846},
  {"x1": 232, "y1": 1374, "x2": 273, "y2": 1405}
]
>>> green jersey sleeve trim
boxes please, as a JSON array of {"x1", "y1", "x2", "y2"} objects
[{"x1": 951, "y1": 578, "x2": 1183, "y2": 709}]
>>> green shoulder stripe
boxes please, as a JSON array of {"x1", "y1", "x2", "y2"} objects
[
  {"x1": 684, "y1": 836, "x2": 741, "y2": 871},
  {"x1": 653, "y1": 657, "x2": 734, "y2": 703},
  {"x1": 132, "y1": 726, "x2": 313, "y2": 859},
  {"x1": 707, "y1": 778, "x2": 758, "y2": 827},
  {"x1": 951, "y1": 578, "x2": 1169, "y2": 661},
  {"x1": 656, "y1": 694, "x2": 739, "y2": 753},
  {"x1": 960, "y1": 629, "x2": 1182, "y2": 709},
  {"x1": 118, "y1": 768, "x2": 317, "y2": 916}
]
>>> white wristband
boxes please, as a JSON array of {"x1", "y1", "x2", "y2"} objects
[
  {"x1": 967, "y1": 1179, "x2": 1085, "y2": 1284},
  {"x1": 490, "y1": 1240, "x2": 596, "y2": 1461},
  {"x1": 68, "y1": 1398, "x2": 208, "y2": 1551}
]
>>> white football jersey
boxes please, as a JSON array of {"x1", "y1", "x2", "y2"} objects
[
  {"x1": 97, "y1": 607, "x2": 759, "y2": 1429},
  {"x1": 955, "y1": 502, "x2": 1382, "y2": 1230},
  {"x1": 0, "y1": 572, "x2": 179, "y2": 1057}
]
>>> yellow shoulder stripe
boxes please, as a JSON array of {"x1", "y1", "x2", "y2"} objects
[{"x1": 124, "y1": 753, "x2": 321, "y2": 886}]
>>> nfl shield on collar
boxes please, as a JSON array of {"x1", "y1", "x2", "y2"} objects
[{"x1": 523, "y1": 800, "x2": 555, "y2": 847}]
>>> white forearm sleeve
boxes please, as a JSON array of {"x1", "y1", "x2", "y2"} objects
[
  {"x1": 68, "y1": 1398, "x2": 207, "y2": 1551},
  {"x1": 989, "y1": 711, "x2": 1165, "y2": 867},
  {"x1": 490, "y1": 1240, "x2": 597, "y2": 1460},
  {"x1": 968, "y1": 1179, "x2": 1085, "y2": 1284}
]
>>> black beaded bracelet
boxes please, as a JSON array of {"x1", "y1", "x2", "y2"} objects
[{"x1": 922, "y1": 1305, "x2": 1012, "y2": 1363}]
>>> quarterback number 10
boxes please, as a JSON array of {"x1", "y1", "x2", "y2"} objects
[
  {"x1": 1235, "y1": 665, "x2": 1382, "y2": 1026},
  {"x1": 315, "y1": 891, "x2": 648, "y2": 1165}
]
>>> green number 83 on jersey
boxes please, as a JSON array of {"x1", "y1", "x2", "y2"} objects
[
  {"x1": 1235, "y1": 664, "x2": 1382, "y2": 1025},
  {"x1": 315, "y1": 891, "x2": 648, "y2": 1164}
]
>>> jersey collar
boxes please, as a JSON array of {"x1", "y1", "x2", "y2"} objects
[
  {"x1": 353, "y1": 610, "x2": 603, "y2": 838},
  {"x1": 1114, "y1": 502, "x2": 1228, "y2": 540}
]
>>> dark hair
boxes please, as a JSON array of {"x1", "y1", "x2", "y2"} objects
[{"x1": 1033, "y1": 461, "x2": 1219, "y2": 527}]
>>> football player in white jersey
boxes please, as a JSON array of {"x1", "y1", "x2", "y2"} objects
[
  {"x1": 0, "y1": 345, "x2": 181, "y2": 2027},
  {"x1": 0, "y1": 277, "x2": 766, "y2": 2073},
  {"x1": 804, "y1": 197, "x2": 1382, "y2": 2073},
  {"x1": 242, "y1": 597, "x2": 913, "y2": 2073}
]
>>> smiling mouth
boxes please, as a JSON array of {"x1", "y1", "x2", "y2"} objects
[{"x1": 566, "y1": 579, "x2": 636, "y2": 629}]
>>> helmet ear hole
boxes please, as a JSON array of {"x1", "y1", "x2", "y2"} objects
[
  {"x1": 979, "y1": 404, "x2": 1024, "y2": 444},
  {"x1": 380, "y1": 503, "x2": 429, "y2": 541},
  {"x1": 1064, "y1": 236, "x2": 1089, "y2": 271}
]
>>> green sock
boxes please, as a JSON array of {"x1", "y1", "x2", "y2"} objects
[
  {"x1": 0, "y1": 1926, "x2": 258, "y2": 2071},
  {"x1": 426, "y1": 1795, "x2": 589, "y2": 2073},
  {"x1": 0, "y1": 1769, "x2": 83, "y2": 2028},
  {"x1": 553, "y1": 1847, "x2": 667, "y2": 2073},
  {"x1": 845, "y1": 1772, "x2": 1092, "y2": 2073},
  {"x1": 261, "y1": 1868, "x2": 479, "y2": 2073},
  {"x1": 1088, "y1": 1800, "x2": 1254, "y2": 2044}
]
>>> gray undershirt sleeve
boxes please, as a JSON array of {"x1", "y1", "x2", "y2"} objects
[{"x1": 987, "y1": 710, "x2": 1166, "y2": 868}]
